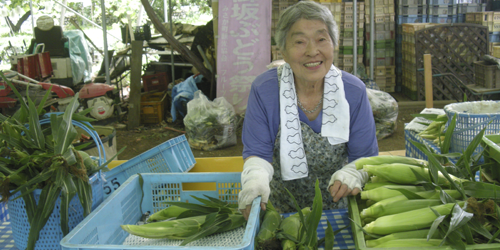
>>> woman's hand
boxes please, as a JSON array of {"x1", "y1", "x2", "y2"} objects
[
  {"x1": 238, "y1": 157, "x2": 274, "y2": 220},
  {"x1": 240, "y1": 202, "x2": 267, "y2": 221},
  {"x1": 328, "y1": 180, "x2": 361, "y2": 202},
  {"x1": 327, "y1": 159, "x2": 369, "y2": 202}
]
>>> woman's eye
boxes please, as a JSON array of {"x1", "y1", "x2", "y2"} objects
[
  {"x1": 295, "y1": 41, "x2": 304, "y2": 44},
  {"x1": 319, "y1": 38, "x2": 326, "y2": 42}
]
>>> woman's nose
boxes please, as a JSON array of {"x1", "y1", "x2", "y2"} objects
[{"x1": 305, "y1": 42, "x2": 319, "y2": 56}]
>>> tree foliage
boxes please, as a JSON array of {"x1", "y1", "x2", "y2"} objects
[{"x1": 1, "y1": 0, "x2": 211, "y2": 34}]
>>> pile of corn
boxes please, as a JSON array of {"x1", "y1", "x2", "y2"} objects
[{"x1": 354, "y1": 155, "x2": 470, "y2": 248}]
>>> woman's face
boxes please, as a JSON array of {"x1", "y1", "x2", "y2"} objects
[{"x1": 282, "y1": 18, "x2": 334, "y2": 86}]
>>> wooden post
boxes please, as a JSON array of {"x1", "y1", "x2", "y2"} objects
[
  {"x1": 128, "y1": 40, "x2": 143, "y2": 130},
  {"x1": 424, "y1": 54, "x2": 433, "y2": 108},
  {"x1": 213, "y1": 0, "x2": 218, "y2": 58}
]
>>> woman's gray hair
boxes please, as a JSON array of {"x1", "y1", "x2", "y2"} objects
[{"x1": 275, "y1": 1, "x2": 339, "y2": 51}]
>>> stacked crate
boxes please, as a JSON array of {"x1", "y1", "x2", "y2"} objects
[
  {"x1": 365, "y1": 0, "x2": 396, "y2": 92},
  {"x1": 400, "y1": 23, "x2": 438, "y2": 100},
  {"x1": 456, "y1": 1, "x2": 485, "y2": 23},
  {"x1": 335, "y1": 2, "x2": 365, "y2": 73},
  {"x1": 395, "y1": 0, "x2": 428, "y2": 94},
  {"x1": 465, "y1": 11, "x2": 500, "y2": 53},
  {"x1": 428, "y1": 0, "x2": 458, "y2": 24}
]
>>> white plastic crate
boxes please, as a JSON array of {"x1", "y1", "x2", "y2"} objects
[
  {"x1": 61, "y1": 173, "x2": 261, "y2": 250},
  {"x1": 445, "y1": 101, "x2": 500, "y2": 163}
]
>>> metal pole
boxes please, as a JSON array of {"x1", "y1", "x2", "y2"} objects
[
  {"x1": 353, "y1": 0, "x2": 357, "y2": 76},
  {"x1": 29, "y1": 0, "x2": 35, "y2": 37},
  {"x1": 164, "y1": 0, "x2": 168, "y2": 22},
  {"x1": 370, "y1": 0, "x2": 374, "y2": 79},
  {"x1": 100, "y1": 0, "x2": 110, "y2": 85},
  {"x1": 169, "y1": 0, "x2": 175, "y2": 82},
  {"x1": 53, "y1": 0, "x2": 122, "y2": 41}
]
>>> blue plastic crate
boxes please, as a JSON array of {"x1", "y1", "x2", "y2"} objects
[
  {"x1": 405, "y1": 129, "x2": 442, "y2": 161},
  {"x1": 429, "y1": 14, "x2": 457, "y2": 24},
  {"x1": 0, "y1": 201, "x2": 8, "y2": 222},
  {"x1": 8, "y1": 172, "x2": 103, "y2": 250},
  {"x1": 102, "y1": 135, "x2": 195, "y2": 199},
  {"x1": 445, "y1": 101, "x2": 500, "y2": 164},
  {"x1": 61, "y1": 173, "x2": 261, "y2": 250},
  {"x1": 490, "y1": 32, "x2": 500, "y2": 43},
  {"x1": 397, "y1": 15, "x2": 428, "y2": 24}
]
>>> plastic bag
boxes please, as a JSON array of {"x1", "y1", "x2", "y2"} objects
[
  {"x1": 367, "y1": 88, "x2": 398, "y2": 140},
  {"x1": 183, "y1": 90, "x2": 237, "y2": 151}
]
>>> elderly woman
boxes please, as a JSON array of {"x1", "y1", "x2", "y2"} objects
[{"x1": 238, "y1": 1, "x2": 378, "y2": 218}]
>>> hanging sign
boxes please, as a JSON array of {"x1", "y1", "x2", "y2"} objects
[{"x1": 217, "y1": 0, "x2": 271, "y2": 113}]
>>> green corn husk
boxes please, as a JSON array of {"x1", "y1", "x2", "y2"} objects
[
  {"x1": 376, "y1": 238, "x2": 444, "y2": 248},
  {"x1": 355, "y1": 155, "x2": 428, "y2": 170},
  {"x1": 147, "y1": 205, "x2": 190, "y2": 222},
  {"x1": 363, "y1": 182, "x2": 398, "y2": 190},
  {"x1": 365, "y1": 229, "x2": 440, "y2": 247},
  {"x1": 361, "y1": 199, "x2": 443, "y2": 219},
  {"x1": 363, "y1": 163, "x2": 466, "y2": 186},
  {"x1": 256, "y1": 201, "x2": 282, "y2": 248},
  {"x1": 363, "y1": 202, "x2": 464, "y2": 235},
  {"x1": 280, "y1": 207, "x2": 312, "y2": 250},
  {"x1": 360, "y1": 185, "x2": 427, "y2": 202},
  {"x1": 360, "y1": 190, "x2": 461, "y2": 219},
  {"x1": 121, "y1": 213, "x2": 245, "y2": 240}
]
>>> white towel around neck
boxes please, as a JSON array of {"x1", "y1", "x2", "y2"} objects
[{"x1": 279, "y1": 63, "x2": 350, "y2": 181}]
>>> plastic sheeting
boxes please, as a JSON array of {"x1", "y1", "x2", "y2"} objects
[{"x1": 63, "y1": 30, "x2": 93, "y2": 84}]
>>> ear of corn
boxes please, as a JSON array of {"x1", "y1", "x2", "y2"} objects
[
  {"x1": 363, "y1": 163, "x2": 465, "y2": 186},
  {"x1": 365, "y1": 229, "x2": 440, "y2": 247},
  {"x1": 363, "y1": 202, "x2": 463, "y2": 235},
  {"x1": 361, "y1": 199, "x2": 443, "y2": 219},
  {"x1": 121, "y1": 215, "x2": 206, "y2": 239},
  {"x1": 360, "y1": 190, "x2": 462, "y2": 219},
  {"x1": 147, "y1": 205, "x2": 190, "y2": 222},
  {"x1": 363, "y1": 182, "x2": 397, "y2": 190},
  {"x1": 355, "y1": 155, "x2": 428, "y2": 170},
  {"x1": 360, "y1": 185, "x2": 427, "y2": 202},
  {"x1": 279, "y1": 207, "x2": 311, "y2": 250},
  {"x1": 256, "y1": 201, "x2": 282, "y2": 247},
  {"x1": 375, "y1": 238, "x2": 444, "y2": 248}
]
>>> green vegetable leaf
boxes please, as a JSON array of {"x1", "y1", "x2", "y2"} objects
[
  {"x1": 74, "y1": 176, "x2": 92, "y2": 216},
  {"x1": 305, "y1": 179, "x2": 322, "y2": 248},
  {"x1": 36, "y1": 85, "x2": 53, "y2": 115},
  {"x1": 440, "y1": 114, "x2": 456, "y2": 154},
  {"x1": 27, "y1": 184, "x2": 61, "y2": 250},
  {"x1": 59, "y1": 172, "x2": 77, "y2": 235},
  {"x1": 180, "y1": 213, "x2": 231, "y2": 246},
  {"x1": 27, "y1": 97, "x2": 45, "y2": 150},
  {"x1": 428, "y1": 214, "x2": 446, "y2": 241},
  {"x1": 462, "y1": 181, "x2": 500, "y2": 199},
  {"x1": 0, "y1": 71, "x2": 29, "y2": 123},
  {"x1": 323, "y1": 220, "x2": 335, "y2": 250},
  {"x1": 445, "y1": 203, "x2": 473, "y2": 241}
]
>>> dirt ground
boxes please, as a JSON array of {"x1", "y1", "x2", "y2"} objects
[{"x1": 114, "y1": 94, "x2": 423, "y2": 160}]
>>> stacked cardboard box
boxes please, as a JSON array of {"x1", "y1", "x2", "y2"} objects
[{"x1": 365, "y1": 0, "x2": 396, "y2": 92}]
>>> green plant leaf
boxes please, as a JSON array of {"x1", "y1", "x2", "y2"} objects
[
  {"x1": 428, "y1": 214, "x2": 446, "y2": 241},
  {"x1": 59, "y1": 172, "x2": 77, "y2": 235},
  {"x1": 53, "y1": 94, "x2": 80, "y2": 156},
  {"x1": 72, "y1": 113, "x2": 97, "y2": 124},
  {"x1": 27, "y1": 96, "x2": 45, "y2": 150},
  {"x1": 441, "y1": 114, "x2": 456, "y2": 154},
  {"x1": 323, "y1": 220, "x2": 335, "y2": 250},
  {"x1": 0, "y1": 71, "x2": 29, "y2": 123},
  {"x1": 21, "y1": 189, "x2": 36, "y2": 224},
  {"x1": 36, "y1": 85, "x2": 53, "y2": 115},
  {"x1": 27, "y1": 184, "x2": 61, "y2": 250},
  {"x1": 11, "y1": 168, "x2": 55, "y2": 196},
  {"x1": 444, "y1": 203, "x2": 473, "y2": 241},
  {"x1": 462, "y1": 181, "x2": 500, "y2": 199},
  {"x1": 180, "y1": 212, "x2": 231, "y2": 246},
  {"x1": 468, "y1": 218, "x2": 494, "y2": 241},
  {"x1": 74, "y1": 176, "x2": 92, "y2": 216},
  {"x1": 305, "y1": 179, "x2": 322, "y2": 248}
]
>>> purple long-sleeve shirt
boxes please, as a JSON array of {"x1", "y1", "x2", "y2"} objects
[{"x1": 242, "y1": 67, "x2": 378, "y2": 163}]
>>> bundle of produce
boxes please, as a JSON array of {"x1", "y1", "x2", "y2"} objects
[
  {"x1": 351, "y1": 115, "x2": 500, "y2": 248},
  {"x1": 0, "y1": 72, "x2": 116, "y2": 250},
  {"x1": 416, "y1": 114, "x2": 448, "y2": 146},
  {"x1": 255, "y1": 180, "x2": 342, "y2": 250},
  {"x1": 121, "y1": 195, "x2": 246, "y2": 246}
]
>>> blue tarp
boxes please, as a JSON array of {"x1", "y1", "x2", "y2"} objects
[{"x1": 171, "y1": 74, "x2": 203, "y2": 122}]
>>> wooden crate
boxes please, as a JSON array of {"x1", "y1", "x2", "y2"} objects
[{"x1": 140, "y1": 91, "x2": 167, "y2": 124}]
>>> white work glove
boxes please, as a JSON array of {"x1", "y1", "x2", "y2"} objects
[
  {"x1": 327, "y1": 159, "x2": 369, "y2": 201},
  {"x1": 238, "y1": 157, "x2": 274, "y2": 210}
]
